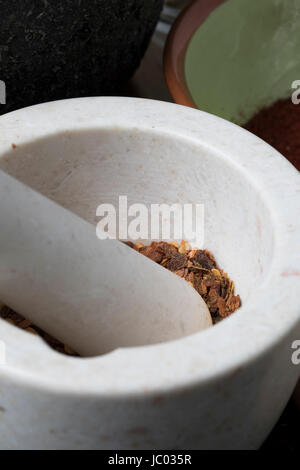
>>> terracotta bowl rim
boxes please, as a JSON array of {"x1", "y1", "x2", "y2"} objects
[{"x1": 164, "y1": 0, "x2": 227, "y2": 108}]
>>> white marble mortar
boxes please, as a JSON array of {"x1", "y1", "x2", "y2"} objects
[{"x1": 0, "y1": 97, "x2": 299, "y2": 449}]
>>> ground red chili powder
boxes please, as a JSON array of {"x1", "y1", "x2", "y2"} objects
[{"x1": 245, "y1": 98, "x2": 300, "y2": 171}]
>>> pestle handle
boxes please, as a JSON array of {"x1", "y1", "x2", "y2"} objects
[{"x1": 0, "y1": 170, "x2": 212, "y2": 356}]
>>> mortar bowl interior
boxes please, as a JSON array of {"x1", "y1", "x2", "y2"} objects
[{"x1": 0, "y1": 118, "x2": 273, "y2": 306}]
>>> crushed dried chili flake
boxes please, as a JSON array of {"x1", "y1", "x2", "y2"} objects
[
  {"x1": 0, "y1": 240, "x2": 241, "y2": 356},
  {"x1": 128, "y1": 240, "x2": 241, "y2": 323},
  {"x1": 0, "y1": 305, "x2": 78, "y2": 357}
]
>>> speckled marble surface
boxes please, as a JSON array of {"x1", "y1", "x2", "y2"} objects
[{"x1": 0, "y1": 0, "x2": 163, "y2": 114}]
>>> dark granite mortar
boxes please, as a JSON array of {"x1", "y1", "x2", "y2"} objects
[{"x1": 0, "y1": 0, "x2": 163, "y2": 114}]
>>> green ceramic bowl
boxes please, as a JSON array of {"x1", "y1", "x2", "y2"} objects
[{"x1": 165, "y1": 0, "x2": 300, "y2": 125}]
